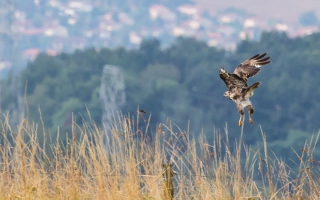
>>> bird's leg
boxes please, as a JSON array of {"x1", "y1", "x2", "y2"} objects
[
  {"x1": 249, "y1": 117, "x2": 253, "y2": 124},
  {"x1": 246, "y1": 105, "x2": 254, "y2": 124},
  {"x1": 238, "y1": 114, "x2": 244, "y2": 126},
  {"x1": 237, "y1": 104, "x2": 245, "y2": 126}
]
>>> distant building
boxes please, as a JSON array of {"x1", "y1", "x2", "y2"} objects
[
  {"x1": 44, "y1": 26, "x2": 68, "y2": 37},
  {"x1": 218, "y1": 13, "x2": 239, "y2": 24},
  {"x1": 239, "y1": 30, "x2": 254, "y2": 40},
  {"x1": 244, "y1": 18, "x2": 255, "y2": 28},
  {"x1": 118, "y1": 12, "x2": 134, "y2": 25},
  {"x1": 149, "y1": 4, "x2": 176, "y2": 21},
  {"x1": 22, "y1": 28, "x2": 45, "y2": 35},
  {"x1": 46, "y1": 49, "x2": 57, "y2": 56},
  {"x1": 177, "y1": 4, "x2": 201, "y2": 16},
  {"x1": 207, "y1": 32, "x2": 222, "y2": 46},
  {"x1": 172, "y1": 26, "x2": 185, "y2": 36},
  {"x1": 244, "y1": 16, "x2": 269, "y2": 30},
  {"x1": 99, "y1": 20, "x2": 122, "y2": 32},
  {"x1": 217, "y1": 25, "x2": 236, "y2": 37},
  {"x1": 49, "y1": 0, "x2": 63, "y2": 9},
  {"x1": 51, "y1": 37, "x2": 87, "y2": 51},
  {"x1": 129, "y1": 32, "x2": 142, "y2": 45},
  {"x1": 183, "y1": 20, "x2": 201, "y2": 30},
  {"x1": 67, "y1": 1, "x2": 92, "y2": 12},
  {"x1": 0, "y1": 61, "x2": 12, "y2": 71},
  {"x1": 275, "y1": 23, "x2": 289, "y2": 32},
  {"x1": 101, "y1": 12, "x2": 113, "y2": 21},
  {"x1": 23, "y1": 48, "x2": 40, "y2": 61},
  {"x1": 22, "y1": 48, "x2": 57, "y2": 61},
  {"x1": 290, "y1": 26, "x2": 319, "y2": 37}
]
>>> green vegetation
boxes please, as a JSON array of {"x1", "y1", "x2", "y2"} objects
[{"x1": 1, "y1": 32, "x2": 320, "y2": 163}]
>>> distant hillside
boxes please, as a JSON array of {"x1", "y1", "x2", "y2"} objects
[
  {"x1": 107, "y1": 0, "x2": 192, "y2": 9},
  {"x1": 194, "y1": 0, "x2": 320, "y2": 24},
  {"x1": 3, "y1": 0, "x2": 319, "y2": 72}
]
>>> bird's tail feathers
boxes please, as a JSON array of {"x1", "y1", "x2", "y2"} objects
[
  {"x1": 249, "y1": 82, "x2": 261, "y2": 90},
  {"x1": 245, "y1": 82, "x2": 261, "y2": 98}
]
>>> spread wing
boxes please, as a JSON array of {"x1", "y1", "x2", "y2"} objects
[
  {"x1": 219, "y1": 69, "x2": 247, "y2": 91},
  {"x1": 233, "y1": 53, "x2": 271, "y2": 79}
]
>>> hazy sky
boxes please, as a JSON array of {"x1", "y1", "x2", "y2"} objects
[{"x1": 196, "y1": 0, "x2": 320, "y2": 24}]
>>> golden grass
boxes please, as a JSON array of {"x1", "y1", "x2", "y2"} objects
[{"x1": 0, "y1": 113, "x2": 319, "y2": 200}]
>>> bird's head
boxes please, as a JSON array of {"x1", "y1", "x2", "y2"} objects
[
  {"x1": 223, "y1": 91, "x2": 234, "y2": 101},
  {"x1": 219, "y1": 68, "x2": 227, "y2": 75},
  {"x1": 223, "y1": 91, "x2": 230, "y2": 98}
]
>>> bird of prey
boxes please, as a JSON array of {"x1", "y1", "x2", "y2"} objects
[
  {"x1": 219, "y1": 53, "x2": 271, "y2": 126},
  {"x1": 137, "y1": 109, "x2": 147, "y2": 118}
]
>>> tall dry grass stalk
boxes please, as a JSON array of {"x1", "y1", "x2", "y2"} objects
[{"x1": 0, "y1": 113, "x2": 319, "y2": 199}]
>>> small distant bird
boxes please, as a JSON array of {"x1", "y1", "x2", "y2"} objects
[
  {"x1": 137, "y1": 109, "x2": 147, "y2": 117},
  {"x1": 137, "y1": 109, "x2": 148, "y2": 123},
  {"x1": 137, "y1": 110, "x2": 147, "y2": 115},
  {"x1": 219, "y1": 53, "x2": 271, "y2": 126}
]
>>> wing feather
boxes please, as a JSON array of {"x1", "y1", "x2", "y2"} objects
[
  {"x1": 233, "y1": 52, "x2": 271, "y2": 79},
  {"x1": 219, "y1": 70, "x2": 247, "y2": 91},
  {"x1": 255, "y1": 52, "x2": 267, "y2": 59},
  {"x1": 257, "y1": 57, "x2": 270, "y2": 62},
  {"x1": 248, "y1": 53, "x2": 260, "y2": 60}
]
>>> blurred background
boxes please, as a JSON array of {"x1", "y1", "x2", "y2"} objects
[{"x1": 1, "y1": 0, "x2": 320, "y2": 161}]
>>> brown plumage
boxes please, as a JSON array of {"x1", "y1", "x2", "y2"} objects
[
  {"x1": 219, "y1": 53, "x2": 271, "y2": 126},
  {"x1": 137, "y1": 109, "x2": 147, "y2": 114}
]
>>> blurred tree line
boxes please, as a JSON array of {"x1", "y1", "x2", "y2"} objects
[{"x1": 1, "y1": 32, "x2": 320, "y2": 160}]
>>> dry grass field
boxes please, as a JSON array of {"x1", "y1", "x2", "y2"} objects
[{"x1": 0, "y1": 113, "x2": 319, "y2": 199}]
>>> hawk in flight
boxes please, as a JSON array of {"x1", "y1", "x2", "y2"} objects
[{"x1": 219, "y1": 53, "x2": 271, "y2": 126}]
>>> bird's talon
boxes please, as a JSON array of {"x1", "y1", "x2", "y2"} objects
[
  {"x1": 238, "y1": 120, "x2": 243, "y2": 126},
  {"x1": 249, "y1": 118, "x2": 253, "y2": 124}
]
